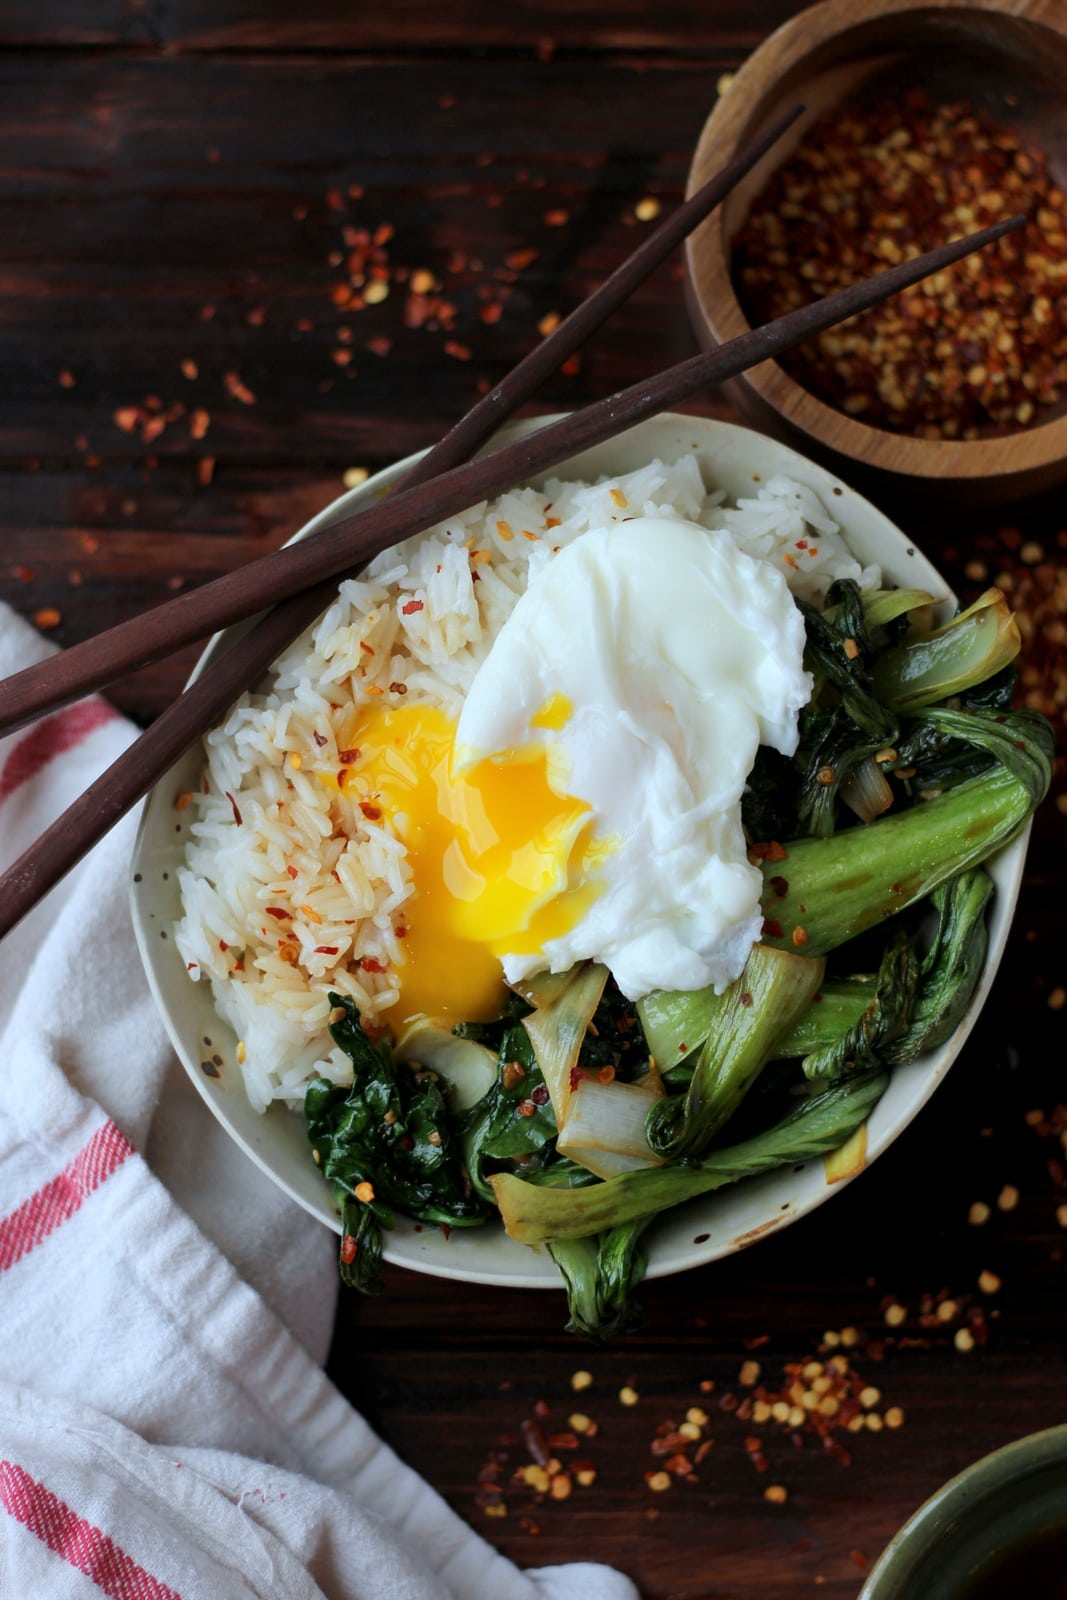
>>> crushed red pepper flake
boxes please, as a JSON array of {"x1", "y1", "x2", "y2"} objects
[
  {"x1": 223, "y1": 371, "x2": 257, "y2": 406},
  {"x1": 735, "y1": 88, "x2": 1067, "y2": 440}
]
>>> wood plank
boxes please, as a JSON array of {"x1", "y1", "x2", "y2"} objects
[
  {"x1": 0, "y1": 55, "x2": 715, "y2": 479},
  {"x1": 0, "y1": 1, "x2": 803, "y2": 54}
]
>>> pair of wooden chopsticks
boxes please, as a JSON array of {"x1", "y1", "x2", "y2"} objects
[{"x1": 0, "y1": 105, "x2": 1023, "y2": 941}]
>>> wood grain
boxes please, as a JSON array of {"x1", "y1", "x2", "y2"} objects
[{"x1": 0, "y1": 1, "x2": 803, "y2": 53}]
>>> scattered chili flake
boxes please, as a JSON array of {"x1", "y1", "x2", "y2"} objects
[
  {"x1": 314, "y1": 945, "x2": 340, "y2": 956},
  {"x1": 223, "y1": 371, "x2": 256, "y2": 406},
  {"x1": 401, "y1": 598, "x2": 425, "y2": 615},
  {"x1": 359, "y1": 802, "x2": 383, "y2": 821},
  {"x1": 360, "y1": 957, "x2": 388, "y2": 974},
  {"x1": 762, "y1": 918, "x2": 784, "y2": 939},
  {"x1": 224, "y1": 791, "x2": 243, "y2": 825},
  {"x1": 340, "y1": 1234, "x2": 359, "y2": 1264},
  {"x1": 444, "y1": 340, "x2": 472, "y2": 361},
  {"x1": 749, "y1": 839, "x2": 788, "y2": 863},
  {"x1": 516, "y1": 1098, "x2": 537, "y2": 1118}
]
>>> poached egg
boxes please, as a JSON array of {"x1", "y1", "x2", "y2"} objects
[{"x1": 344, "y1": 514, "x2": 810, "y2": 1023}]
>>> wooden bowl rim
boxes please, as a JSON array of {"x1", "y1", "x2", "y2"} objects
[{"x1": 685, "y1": 0, "x2": 1067, "y2": 483}]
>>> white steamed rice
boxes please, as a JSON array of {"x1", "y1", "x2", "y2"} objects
[{"x1": 175, "y1": 456, "x2": 880, "y2": 1112}]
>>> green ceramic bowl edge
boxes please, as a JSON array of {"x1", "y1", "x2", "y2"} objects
[{"x1": 860, "y1": 1424, "x2": 1067, "y2": 1598}]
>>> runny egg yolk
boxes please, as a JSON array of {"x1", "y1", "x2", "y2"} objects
[{"x1": 335, "y1": 703, "x2": 603, "y2": 1024}]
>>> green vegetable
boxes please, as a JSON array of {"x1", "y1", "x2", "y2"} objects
[
  {"x1": 801, "y1": 581, "x2": 892, "y2": 730},
  {"x1": 795, "y1": 583, "x2": 899, "y2": 837},
  {"x1": 336, "y1": 1191, "x2": 388, "y2": 1294},
  {"x1": 548, "y1": 1221, "x2": 650, "y2": 1340},
  {"x1": 646, "y1": 944, "x2": 824, "y2": 1159},
  {"x1": 801, "y1": 932, "x2": 918, "y2": 1082},
  {"x1": 873, "y1": 590, "x2": 1020, "y2": 713},
  {"x1": 521, "y1": 962, "x2": 609, "y2": 1124},
  {"x1": 775, "y1": 979, "x2": 878, "y2": 1058},
  {"x1": 492, "y1": 1070, "x2": 888, "y2": 1245},
  {"x1": 637, "y1": 984, "x2": 720, "y2": 1072},
  {"x1": 759, "y1": 708, "x2": 1052, "y2": 958},
  {"x1": 860, "y1": 587, "x2": 938, "y2": 632},
  {"x1": 886, "y1": 867, "x2": 993, "y2": 1064},
  {"x1": 306, "y1": 995, "x2": 490, "y2": 1293},
  {"x1": 459, "y1": 1022, "x2": 558, "y2": 1202}
]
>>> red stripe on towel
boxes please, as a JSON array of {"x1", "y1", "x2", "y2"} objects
[
  {"x1": 0, "y1": 1460, "x2": 185, "y2": 1599},
  {"x1": 0, "y1": 700, "x2": 119, "y2": 806},
  {"x1": 0, "y1": 1121, "x2": 134, "y2": 1274}
]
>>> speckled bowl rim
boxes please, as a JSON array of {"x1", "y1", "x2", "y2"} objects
[{"x1": 130, "y1": 412, "x2": 1030, "y2": 1289}]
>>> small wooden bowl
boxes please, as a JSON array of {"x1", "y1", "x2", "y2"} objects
[{"x1": 685, "y1": 0, "x2": 1067, "y2": 505}]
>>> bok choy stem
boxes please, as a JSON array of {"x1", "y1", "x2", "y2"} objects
[{"x1": 492, "y1": 1071, "x2": 888, "y2": 1245}]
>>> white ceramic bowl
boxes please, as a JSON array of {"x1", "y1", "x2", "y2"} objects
[{"x1": 130, "y1": 413, "x2": 1028, "y2": 1288}]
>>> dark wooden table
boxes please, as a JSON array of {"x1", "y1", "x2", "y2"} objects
[{"x1": 3, "y1": 6, "x2": 1065, "y2": 1596}]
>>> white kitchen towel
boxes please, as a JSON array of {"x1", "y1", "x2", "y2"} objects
[{"x1": 0, "y1": 603, "x2": 639, "y2": 1600}]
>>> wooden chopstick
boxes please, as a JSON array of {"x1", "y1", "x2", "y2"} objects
[
  {"x1": 0, "y1": 103, "x2": 802, "y2": 746},
  {"x1": 0, "y1": 210, "x2": 1024, "y2": 747},
  {"x1": 0, "y1": 106, "x2": 805, "y2": 940}
]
